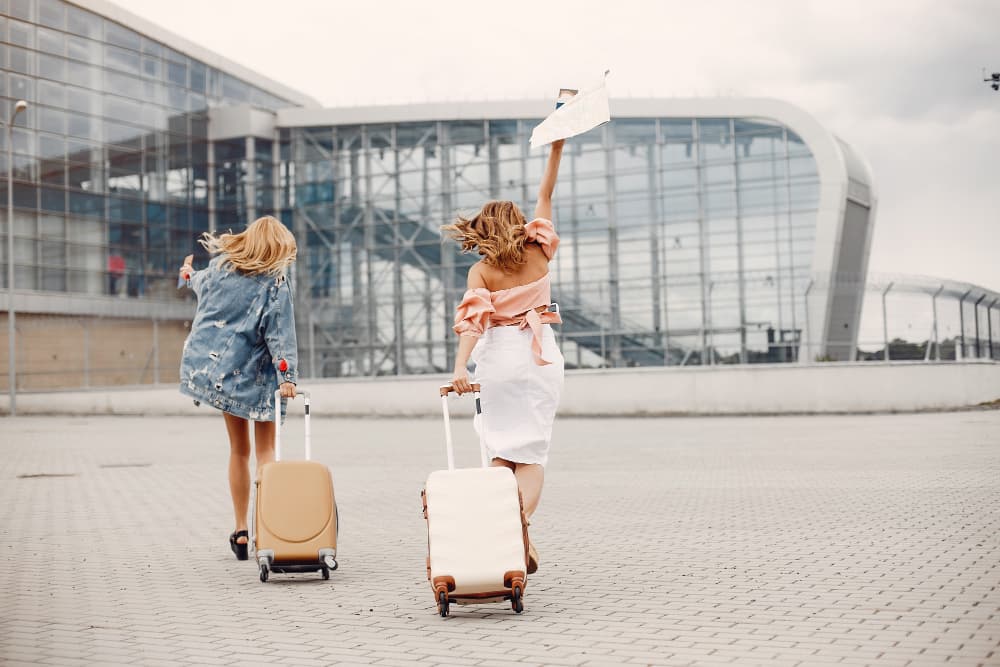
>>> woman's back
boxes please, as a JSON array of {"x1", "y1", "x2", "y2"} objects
[{"x1": 478, "y1": 244, "x2": 550, "y2": 293}]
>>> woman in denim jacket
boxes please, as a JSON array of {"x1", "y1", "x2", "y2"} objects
[{"x1": 179, "y1": 215, "x2": 299, "y2": 560}]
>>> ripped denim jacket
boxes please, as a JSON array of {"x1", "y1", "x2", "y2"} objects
[{"x1": 179, "y1": 255, "x2": 298, "y2": 421}]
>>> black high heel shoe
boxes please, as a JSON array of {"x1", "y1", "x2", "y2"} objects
[{"x1": 229, "y1": 530, "x2": 249, "y2": 561}]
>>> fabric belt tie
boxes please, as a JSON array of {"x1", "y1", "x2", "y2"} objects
[{"x1": 516, "y1": 309, "x2": 562, "y2": 366}]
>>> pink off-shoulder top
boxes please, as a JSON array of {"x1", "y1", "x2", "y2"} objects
[{"x1": 453, "y1": 218, "x2": 562, "y2": 366}]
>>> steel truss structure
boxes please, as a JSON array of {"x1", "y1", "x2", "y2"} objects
[{"x1": 271, "y1": 98, "x2": 875, "y2": 376}]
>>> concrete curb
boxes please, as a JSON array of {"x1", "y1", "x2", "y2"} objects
[{"x1": 4, "y1": 361, "x2": 999, "y2": 417}]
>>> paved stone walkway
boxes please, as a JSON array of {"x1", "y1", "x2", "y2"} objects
[{"x1": 1, "y1": 410, "x2": 998, "y2": 666}]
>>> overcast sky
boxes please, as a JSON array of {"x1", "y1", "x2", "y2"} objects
[{"x1": 128, "y1": 0, "x2": 1000, "y2": 289}]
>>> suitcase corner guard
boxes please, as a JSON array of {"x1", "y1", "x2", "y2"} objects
[
  {"x1": 503, "y1": 570, "x2": 526, "y2": 592},
  {"x1": 432, "y1": 575, "x2": 456, "y2": 596}
]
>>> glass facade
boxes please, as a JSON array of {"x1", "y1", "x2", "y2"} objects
[
  {"x1": 4, "y1": 0, "x2": 993, "y2": 392},
  {"x1": 1, "y1": 1, "x2": 861, "y2": 380},
  {"x1": 285, "y1": 117, "x2": 821, "y2": 376},
  {"x1": 0, "y1": 0, "x2": 296, "y2": 299}
]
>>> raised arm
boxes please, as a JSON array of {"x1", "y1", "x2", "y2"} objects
[{"x1": 533, "y1": 139, "x2": 565, "y2": 222}]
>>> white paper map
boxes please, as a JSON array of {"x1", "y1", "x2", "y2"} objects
[{"x1": 529, "y1": 71, "x2": 611, "y2": 148}]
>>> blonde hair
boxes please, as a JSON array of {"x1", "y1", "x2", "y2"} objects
[
  {"x1": 199, "y1": 215, "x2": 297, "y2": 276},
  {"x1": 442, "y1": 201, "x2": 527, "y2": 271}
]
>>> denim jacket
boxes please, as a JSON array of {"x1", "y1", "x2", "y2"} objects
[{"x1": 179, "y1": 255, "x2": 298, "y2": 421}]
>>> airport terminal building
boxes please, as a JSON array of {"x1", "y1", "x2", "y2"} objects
[{"x1": 7, "y1": 0, "x2": 992, "y2": 390}]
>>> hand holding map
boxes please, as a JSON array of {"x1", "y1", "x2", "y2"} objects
[{"x1": 529, "y1": 71, "x2": 611, "y2": 149}]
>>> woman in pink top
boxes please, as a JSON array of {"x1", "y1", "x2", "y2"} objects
[{"x1": 442, "y1": 139, "x2": 566, "y2": 574}]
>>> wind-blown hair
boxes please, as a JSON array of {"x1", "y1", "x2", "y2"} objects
[
  {"x1": 442, "y1": 200, "x2": 528, "y2": 272},
  {"x1": 199, "y1": 215, "x2": 297, "y2": 277}
]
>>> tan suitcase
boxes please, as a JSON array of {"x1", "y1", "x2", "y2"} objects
[
  {"x1": 421, "y1": 383, "x2": 529, "y2": 617},
  {"x1": 252, "y1": 389, "x2": 338, "y2": 582}
]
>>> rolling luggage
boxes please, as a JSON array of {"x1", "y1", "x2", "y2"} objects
[
  {"x1": 252, "y1": 389, "x2": 338, "y2": 583},
  {"x1": 421, "y1": 383, "x2": 529, "y2": 617}
]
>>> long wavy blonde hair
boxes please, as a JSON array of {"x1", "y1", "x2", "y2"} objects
[
  {"x1": 199, "y1": 215, "x2": 297, "y2": 276},
  {"x1": 442, "y1": 200, "x2": 528, "y2": 272}
]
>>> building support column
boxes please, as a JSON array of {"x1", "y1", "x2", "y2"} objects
[
  {"x1": 770, "y1": 137, "x2": 784, "y2": 355},
  {"x1": 439, "y1": 122, "x2": 455, "y2": 370},
  {"x1": 603, "y1": 123, "x2": 622, "y2": 367},
  {"x1": 646, "y1": 140, "x2": 663, "y2": 357},
  {"x1": 330, "y1": 127, "x2": 342, "y2": 376},
  {"x1": 973, "y1": 294, "x2": 985, "y2": 359},
  {"x1": 731, "y1": 119, "x2": 748, "y2": 363},
  {"x1": 272, "y1": 127, "x2": 281, "y2": 214},
  {"x1": 569, "y1": 146, "x2": 582, "y2": 368},
  {"x1": 958, "y1": 290, "x2": 970, "y2": 360},
  {"x1": 291, "y1": 129, "x2": 312, "y2": 377},
  {"x1": 420, "y1": 144, "x2": 435, "y2": 370},
  {"x1": 391, "y1": 127, "x2": 405, "y2": 375},
  {"x1": 986, "y1": 299, "x2": 995, "y2": 360},
  {"x1": 361, "y1": 127, "x2": 377, "y2": 376},
  {"x1": 801, "y1": 279, "x2": 813, "y2": 364},
  {"x1": 930, "y1": 285, "x2": 943, "y2": 362},
  {"x1": 488, "y1": 130, "x2": 500, "y2": 199},
  {"x1": 425, "y1": 274, "x2": 434, "y2": 370},
  {"x1": 206, "y1": 140, "x2": 216, "y2": 233},
  {"x1": 245, "y1": 136, "x2": 257, "y2": 223},
  {"x1": 881, "y1": 282, "x2": 893, "y2": 361},
  {"x1": 693, "y1": 120, "x2": 711, "y2": 365}
]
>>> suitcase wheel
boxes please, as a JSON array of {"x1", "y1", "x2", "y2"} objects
[
  {"x1": 323, "y1": 554, "x2": 338, "y2": 571},
  {"x1": 437, "y1": 590, "x2": 450, "y2": 618},
  {"x1": 321, "y1": 567, "x2": 330, "y2": 580},
  {"x1": 259, "y1": 562, "x2": 269, "y2": 583},
  {"x1": 510, "y1": 585, "x2": 523, "y2": 614}
]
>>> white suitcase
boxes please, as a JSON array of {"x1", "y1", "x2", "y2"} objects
[{"x1": 421, "y1": 383, "x2": 529, "y2": 617}]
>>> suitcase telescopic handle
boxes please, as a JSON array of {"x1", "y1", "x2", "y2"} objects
[
  {"x1": 439, "y1": 383, "x2": 487, "y2": 471},
  {"x1": 274, "y1": 389, "x2": 311, "y2": 462}
]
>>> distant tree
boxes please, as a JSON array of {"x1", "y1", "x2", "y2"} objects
[{"x1": 856, "y1": 337, "x2": 960, "y2": 361}]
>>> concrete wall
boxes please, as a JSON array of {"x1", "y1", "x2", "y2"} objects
[
  {"x1": 3, "y1": 361, "x2": 998, "y2": 417},
  {"x1": 0, "y1": 314, "x2": 189, "y2": 391}
]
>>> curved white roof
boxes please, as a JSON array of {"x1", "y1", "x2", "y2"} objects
[{"x1": 277, "y1": 97, "x2": 869, "y2": 188}]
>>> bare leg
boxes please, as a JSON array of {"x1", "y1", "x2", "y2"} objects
[
  {"x1": 253, "y1": 420, "x2": 276, "y2": 474},
  {"x1": 513, "y1": 463, "x2": 544, "y2": 519},
  {"x1": 491, "y1": 458, "x2": 544, "y2": 517},
  {"x1": 492, "y1": 458, "x2": 545, "y2": 574},
  {"x1": 223, "y1": 412, "x2": 251, "y2": 543}
]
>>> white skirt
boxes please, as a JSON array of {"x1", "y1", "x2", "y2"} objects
[{"x1": 471, "y1": 324, "x2": 565, "y2": 466}]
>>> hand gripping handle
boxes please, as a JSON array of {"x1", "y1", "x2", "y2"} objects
[
  {"x1": 274, "y1": 389, "x2": 310, "y2": 462},
  {"x1": 439, "y1": 383, "x2": 486, "y2": 470}
]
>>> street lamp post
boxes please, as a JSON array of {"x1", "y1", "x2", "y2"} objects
[{"x1": 6, "y1": 99, "x2": 27, "y2": 417}]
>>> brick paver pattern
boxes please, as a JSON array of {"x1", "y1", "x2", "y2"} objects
[{"x1": 1, "y1": 410, "x2": 998, "y2": 666}]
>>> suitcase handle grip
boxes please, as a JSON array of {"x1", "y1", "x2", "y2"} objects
[
  {"x1": 439, "y1": 384, "x2": 487, "y2": 470},
  {"x1": 274, "y1": 388, "x2": 311, "y2": 462},
  {"x1": 439, "y1": 383, "x2": 481, "y2": 396}
]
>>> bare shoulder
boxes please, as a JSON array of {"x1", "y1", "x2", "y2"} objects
[{"x1": 467, "y1": 261, "x2": 489, "y2": 289}]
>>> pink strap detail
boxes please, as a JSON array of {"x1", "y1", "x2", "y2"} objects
[
  {"x1": 524, "y1": 218, "x2": 560, "y2": 260},
  {"x1": 453, "y1": 288, "x2": 495, "y2": 337}
]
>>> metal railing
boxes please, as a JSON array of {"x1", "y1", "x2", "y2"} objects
[{"x1": 2, "y1": 273, "x2": 996, "y2": 394}]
